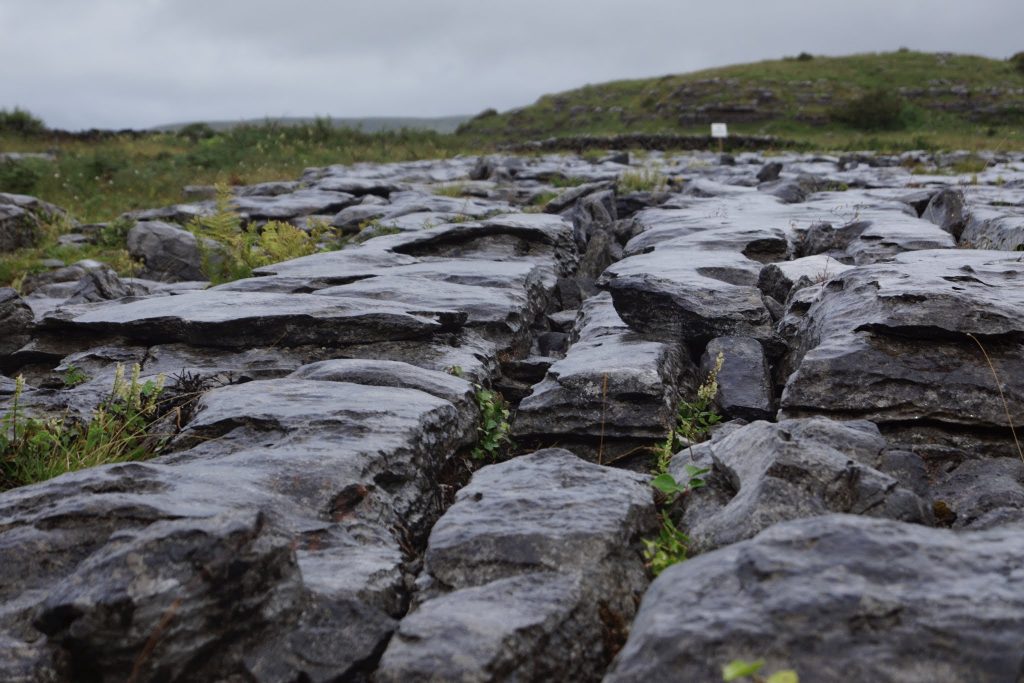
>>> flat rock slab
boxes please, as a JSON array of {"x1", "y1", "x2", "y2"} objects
[
  {"x1": 781, "y1": 250, "x2": 1024, "y2": 442},
  {"x1": 607, "y1": 514, "x2": 1024, "y2": 683},
  {"x1": 377, "y1": 449, "x2": 656, "y2": 681},
  {"x1": 43, "y1": 290, "x2": 464, "y2": 348}
]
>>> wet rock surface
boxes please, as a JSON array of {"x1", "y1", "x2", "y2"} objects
[
  {"x1": 606, "y1": 514, "x2": 1024, "y2": 683},
  {"x1": 2, "y1": 150, "x2": 1024, "y2": 681}
]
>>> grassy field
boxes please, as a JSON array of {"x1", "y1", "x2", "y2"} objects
[
  {"x1": 457, "y1": 50, "x2": 1024, "y2": 151},
  {"x1": 0, "y1": 121, "x2": 483, "y2": 286}
]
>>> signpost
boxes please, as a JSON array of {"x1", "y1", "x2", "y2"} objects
[{"x1": 711, "y1": 122, "x2": 728, "y2": 153}]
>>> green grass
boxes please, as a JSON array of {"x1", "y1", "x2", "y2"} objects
[
  {"x1": 1, "y1": 123, "x2": 482, "y2": 223},
  {"x1": 1, "y1": 366, "x2": 166, "y2": 491},
  {"x1": 457, "y1": 50, "x2": 1024, "y2": 151},
  {"x1": 0, "y1": 123, "x2": 482, "y2": 286}
]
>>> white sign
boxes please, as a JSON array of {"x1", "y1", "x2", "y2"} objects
[{"x1": 711, "y1": 123, "x2": 729, "y2": 138}]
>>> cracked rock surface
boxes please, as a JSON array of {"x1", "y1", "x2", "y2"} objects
[{"x1": 2, "y1": 150, "x2": 1024, "y2": 681}]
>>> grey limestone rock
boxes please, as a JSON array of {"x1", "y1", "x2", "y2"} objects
[
  {"x1": 607, "y1": 514, "x2": 1024, "y2": 683},
  {"x1": 672, "y1": 418, "x2": 931, "y2": 553},
  {"x1": 377, "y1": 449, "x2": 656, "y2": 682}
]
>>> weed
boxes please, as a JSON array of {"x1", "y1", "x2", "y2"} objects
[
  {"x1": 618, "y1": 167, "x2": 668, "y2": 193},
  {"x1": 530, "y1": 191, "x2": 560, "y2": 207},
  {"x1": 433, "y1": 183, "x2": 467, "y2": 197},
  {"x1": 948, "y1": 154, "x2": 989, "y2": 175},
  {"x1": 651, "y1": 466, "x2": 709, "y2": 502},
  {"x1": 549, "y1": 175, "x2": 589, "y2": 188},
  {"x1": 676, "y1": 352, "x2": 724, "y2": 446},
  {"x1": 470, "y1": 386, "x2": 512, "y2": 461},
  {"x1": 62, "y1": 364, "x2": 88, "y2": 388},
  {"x1": 98, "y1": 216, "x2": 136, "y2": 247},
  {"x1": 1, "y1": 366, "x2": 166, "y2": 491},
  {"x1": 642, "y1": 511, "x2": 690, "y2": 576},
  {"x1": 966, "y1": 333, "x2": 1023, "y2": 463},
  {"x1": 0, "y1": 159, "x2": 42, "y2": 194},
  {"x1": 723, "y1": 659, "x2": 799, "y2": 683},
  {"x1": 353, "y1": 221, "x2": 403, "y2": 243}
]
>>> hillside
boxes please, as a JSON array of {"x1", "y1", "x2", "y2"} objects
[
  {"x1": 458, "y1": 51, "x2": 1024, "y2": 148},
  {"x1": 153, "y1": 115, "x2": 470, "y2": 134}
]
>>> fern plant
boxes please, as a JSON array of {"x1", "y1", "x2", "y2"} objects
[{"x1": 187, "y1": 185, "x2": 338, "y2": 283}]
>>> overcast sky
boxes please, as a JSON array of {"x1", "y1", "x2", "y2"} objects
[{"x1": 2, "y1": 0, "x2": 1022, "y2": 130}]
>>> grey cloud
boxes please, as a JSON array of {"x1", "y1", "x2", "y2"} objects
[{"x1": 1, "y1": 0, "x2": 1022, "y2": 129}]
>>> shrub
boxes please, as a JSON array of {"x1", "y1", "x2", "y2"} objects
[
  {"x1": 830, "y1": 89, "x2": 907, "y2": 130},
  {"x1": 1, "y1": 366, "x2": 166, "y2": 491},
  {"x1": 0, "y1": 107, "x2": 46, "y2": 136},
  {"x1": 1011, "y1": 52, "x2": 1024, "y2": 76},
  {"x1": 0, "y1": 160, "x2": 41, "y2": 194},
  {"x1": 796, "y1": 52, "x2": 814, "y2": 61},
  {"x1": 98, "y1": 216, "x2": 136, "y2": 247},
  {"x1": 177, "y1": 122, "x2": 217, "y2": 143}
]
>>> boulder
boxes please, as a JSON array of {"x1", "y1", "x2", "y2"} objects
[
  {"x1": 0, "y1": 288, "x2": 33, "y2": 359},
  {"x1": 126, "y1": 221, "x2": 216, "y2": 282},
  {"x1": 922, "y1": 187, "x2": 967, "y2": 239},
  {"x1": 0, "y1": 204, "x2": 39, "y2": 252}
]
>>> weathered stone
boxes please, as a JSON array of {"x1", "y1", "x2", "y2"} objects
[
  {"x1": 780, "y1": 250, "x2": 1024, "y2": 455},
  {"x1": 377, "y1": 449, "x2": 655, "y2": 681},
  {"x1": 700, "y1": 336, "x2": 774, "y2": 421},
  {"x1": 607, "y1": 514, "x2": 1024, "y2": 683},
  {"x1": 0, "y1": 204, "x2": 40, "y2": 252},
  {"x1": 756, "y1": 253, "x2": 853, "y2": 303},
  {"x1": 231, "y1": 188, "x2": 358, "y2": 220},
  {"x1": 673, "y1": 418, "x2": 931, "y2": 552},
  {"x1": 126, "y1": 220, "x2": 217, "y2": 282},
  {"x1": 43, "y1": 290, "x2": 465, "y2": 348},
  {"x1": 0, "y1": 288, "x2": 33, "y2": 358},
  {"x1": 514, "y1": 293, "x2": 683, "y2": 462},
  {"x1": 922, "y1": 187, "x2": 967, "y2": 239},
  {"x1": 756, "y1": 161, "x2": 782, "y2": 182}
]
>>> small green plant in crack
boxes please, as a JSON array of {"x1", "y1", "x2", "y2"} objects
[
  {"x1": 676, "y1": 351, "x2": 724, "y2": 446},
  {"x1": 643, "y1": 511, "x2": 690, "y2": 576},
  {"x1": 618, "y1": 167, "x2": 668, "y2": 193},
  {"x1": 651, "y1": 465, "x2": 709, "y2": 502},
  {"x1": 471, "y1": 386, "x2": 512, "y2": 461},
  {"x1": 1, "y1": 365, "x2": 166, "y2": 491},
  {"x1": 433, "y1": 183, "x2": 468, "y2": 197},
  {"x1": 62, "y1": 363, "x2": 89, "y2": 388},
  {"x1": 723, "y1": 659, "x2": 799, "y2": 683}
]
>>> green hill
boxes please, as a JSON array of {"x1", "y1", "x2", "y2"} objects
[
  {"x1": 458, "y1": 51, "x2": 1024, "y2": 149},
  {"x1": 153, "y1": 115, "x2": 470, "y2": 135}
]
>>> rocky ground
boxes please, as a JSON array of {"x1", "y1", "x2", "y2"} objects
[{"x1": 1, "y1": 148, "x2": 1023, "y2": 682}]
